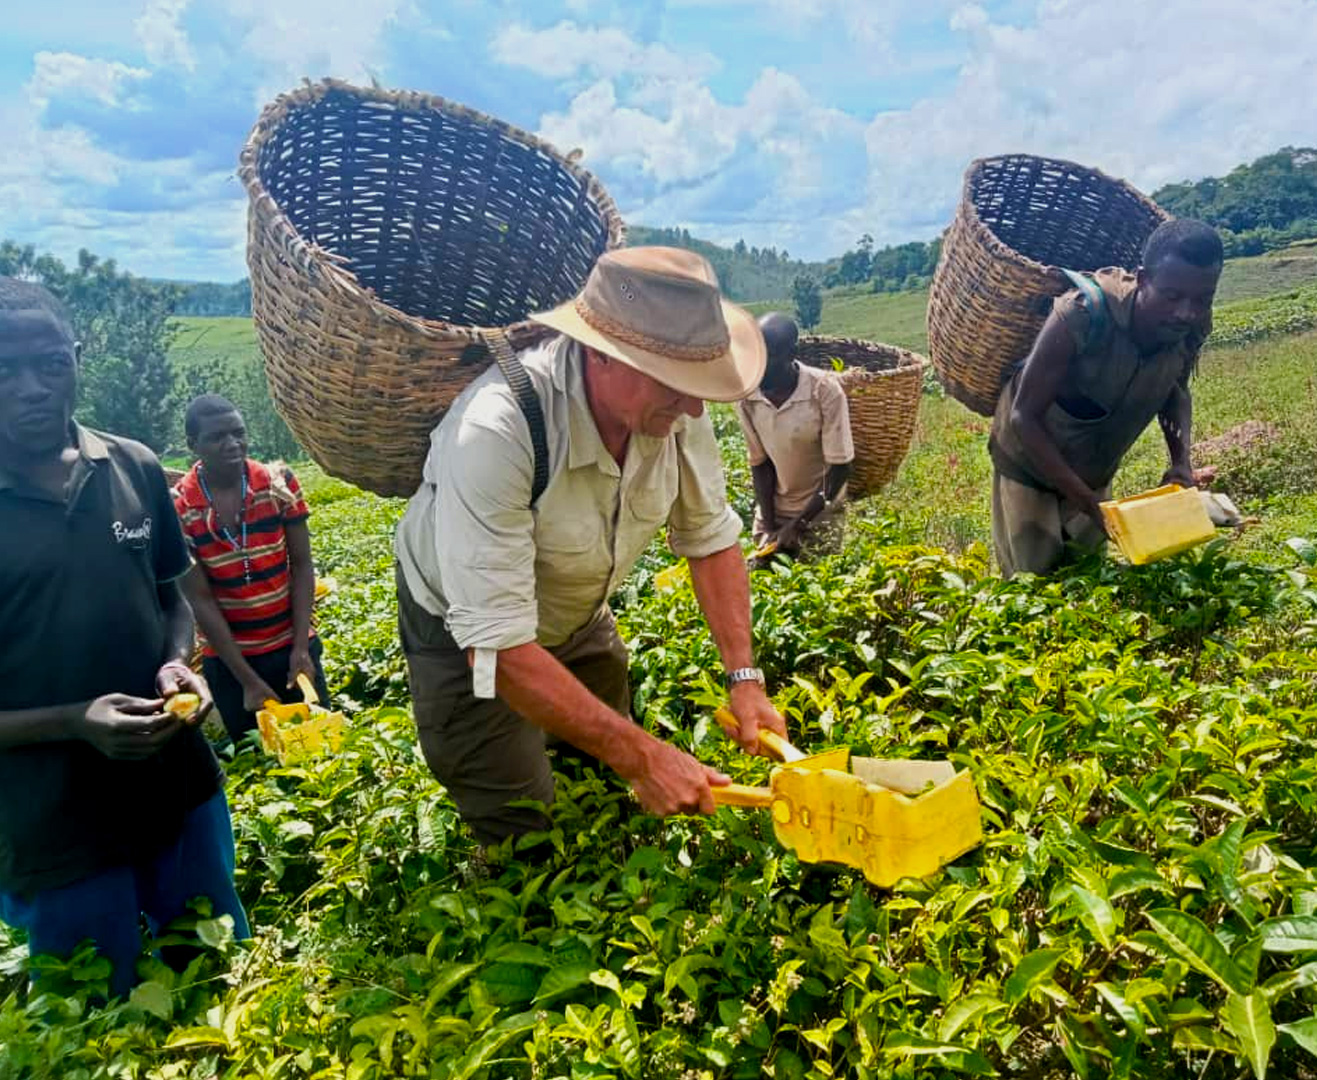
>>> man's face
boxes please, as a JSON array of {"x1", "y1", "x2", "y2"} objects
[
  {"x1": 591, "y1": 350, "x2": 704, "y2": 438},
  {"x1": 0, "y1": 309, "x2": 79, "y2": 454},
  {"x1": 761, "y1": 346, "x2": 795, "y2": 389},
  {"x1": 191, "y1": 410, "x2": 249, "y2": 471},
  {"x1": 1137, "y1": 255, "x2": 1221, "y2": 346}
]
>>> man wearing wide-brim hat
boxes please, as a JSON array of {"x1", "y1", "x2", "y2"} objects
[{"x1": 394, "y1": 246, "x2": 787, "y2": 846}]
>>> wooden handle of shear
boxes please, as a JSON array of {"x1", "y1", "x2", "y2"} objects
[
  {"x1": 714, "y1": 707, "x2": 805, "y2": 762},
  {"x1": 296, "y1": 672, "x2": 319, "y2": 706},
  {"x1": 711, "y1": 783, "x2": 775, "y2": 808}
]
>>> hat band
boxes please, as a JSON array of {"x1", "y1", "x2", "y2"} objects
[{"x1": 574, "y1": 298, "x2": 728, "y2": 363}]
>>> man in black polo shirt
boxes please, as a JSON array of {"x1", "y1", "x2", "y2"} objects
[{"x1": 0, "y1": 278, "x2": 249, "y2": 998}]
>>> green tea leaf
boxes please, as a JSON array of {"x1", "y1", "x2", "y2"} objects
[
  {"x1": 450, "y1": 1011, "x2": 540, "y2": 1080},
  {"x1": 1223, "y1": 990, "x2": 1275, "y2": 1079},
  {"x1": 938, "y1": 992, "x2": 1007, "y2": 1041},
  {"x1": 1278, "y1": 1016, "x2": 1317, "y2": 1058},
  {"x1": 534, "y1": 963, "x2": 595, "y2": 1004},
  {"x1": 1145, "y1": 909, "x2": 1253, "y2": 994},
  {"x1": 882, "y1": 1032, "x2": 995, "y2": 1074},
  {"x1": 1096, "y1": 982, "x2": 1146, "y2": 1039},
  {"x1": 128, "y1": 980, "x2": 172, "y2": 1021},
  {"x1": 1069, "y1": 885, "x2": 1118, "y2": 949},
  {"x1": 1258, "y1": 916, "x2": 1317, "y2": 953},
  {"x1": 1109, "y1": 868, "x2": 1172, "y2": 898},
  {"x1": 1004, "y1": 948, "x2": 1066, "y2": 1005}
]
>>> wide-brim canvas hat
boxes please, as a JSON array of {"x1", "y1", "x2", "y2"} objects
[{"x1": 530, "y1": 246, "x2": 766, "y2": 402}]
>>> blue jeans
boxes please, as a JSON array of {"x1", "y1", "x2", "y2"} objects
[{"x1": 0, "y1": 789, "x2": 249, "y2": 998}]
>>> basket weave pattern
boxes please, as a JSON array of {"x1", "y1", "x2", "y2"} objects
[
  {"x1": 239, "y1": 79, "x2": 624, "y2": 497},
  {"x1": 794, "y1": 336, "x2": 928, "y2": 499},
  {"x1": 927, "y1": 155, "x2": 1168, "y2": 416}
]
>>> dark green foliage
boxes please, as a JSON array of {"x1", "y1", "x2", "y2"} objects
[
  {"x1": 0, "y1": 240, "x2": 181, "y2": 451},
  {"x1": 1154, "y1": 148, "x2": 1317, "y2": 257},
  {"x1": 793, "y1": 274, "x2": 823, "y2": 330}
]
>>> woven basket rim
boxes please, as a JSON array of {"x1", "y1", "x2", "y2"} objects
[
  {"x1": 959, "y1": 153, "x2": 1168, "y2": 281},
  {"x1": 796, "y1": 334, "x2": 930, "y2": 378},
  {"x1": 238, "y1": 77, "x2": 626, "y2": 342}
]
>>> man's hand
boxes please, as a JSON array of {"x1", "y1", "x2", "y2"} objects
[
  {"x1": 775, "y1": 518, "x2": 805, "y2": 556},
  {"x1": 288, "y1": 646, "x2": 316, "y2": 691},
  {"x1": 725, "y1": 681, "x2": 788, "y2": 756},
  {"x1": 623, "y1": 737, "x2": 730, "y2": 816},
  {"x1": 72, "y1": 694, "x2": 182, "y2": 760},
  {"x1": 1161, "y1": 464, "x2": 1198, "y2": 489},
  {"x1": 242, "y1": 676, "x2": 279, "y2": 713},
  {"x1": 1079, "y1": 490, "x2": 1110, "y2": 539},
  {"x1": 156, "y1": 661, "x2": 213, "y2": 725}
]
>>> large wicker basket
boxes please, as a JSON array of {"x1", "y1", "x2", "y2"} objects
[
  {"x1": 794, "y1": 336, "x2": 928, "y2": 499},
  {"x1": 239, "y1": 79, "x2": 625, "y2": 497},
  {"x1": 927, "y1": 154, "x2": 1168, "y2": 416}
]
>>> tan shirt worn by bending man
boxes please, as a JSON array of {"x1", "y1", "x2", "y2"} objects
[{"x1": 737, "y1": 364, "x2": 854, "y2": 548}]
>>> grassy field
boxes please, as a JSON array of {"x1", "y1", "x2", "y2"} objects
[
  {"x1": 747, "y1": 288, "x2": 932, "y2": 353},
  {"x1": 741, "y1": 252, "x2": 1317, "y2": 353},
  {"x1": 860, "y1": 329, "x2": 1317, "y2": 555},
  {"x1": 171, "y1": 251, "x2": 1317, "y2": 367},
  {"x1": 171, "y1": 315, "x2": 260, "y2": 358}
]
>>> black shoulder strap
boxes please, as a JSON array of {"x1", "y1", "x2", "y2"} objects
[{"x1": 482, "y1": 330, "x2": 550, "y2": 508}]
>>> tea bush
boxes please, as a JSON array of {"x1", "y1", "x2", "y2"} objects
[{"x1": 8, "y1": 479, "x2": 1317, "y2": 1080}]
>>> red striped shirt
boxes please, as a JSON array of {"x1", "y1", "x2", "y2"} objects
[{"x1": 173, "y1": 460, "x2": 311, "y2": 656}]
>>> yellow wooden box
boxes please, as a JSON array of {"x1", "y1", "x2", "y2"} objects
[
  {"x1": 256, "y1": 674, "x2": 345, "y2": 765},
  {"x1": 1100, "y1": 484, "x2": 1216, "y2": 565}
]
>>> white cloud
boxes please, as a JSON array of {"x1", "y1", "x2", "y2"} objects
[
  {"x1": 538, "y1": 66, "x2": 862, "y2": 190},
  {"x1": 491, "y1": 21, "x2": 718, "y2": 83},
  {"x1": 860, "y1": 0, "x2": 1317, "y2": 246},
  {"x1": 135, "y1": 0, "x2": 196, "y2": 70},
  {"x1": 27, "y1": 52, "x2": 150, "y2": 107},
  {"x1": 220, "y1": 0, "x2": 411, "y2": 93}
]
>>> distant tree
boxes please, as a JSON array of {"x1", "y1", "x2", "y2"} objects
[
  {"x1": 0, "y1": 240, "x2": 181, "y2": 450},
  {"x1": 792, "y1": 274, "x2": 822, "y2": 330},
  {"x1": 1154, "y1": 147, "x2": 1317, "y2": 240}
]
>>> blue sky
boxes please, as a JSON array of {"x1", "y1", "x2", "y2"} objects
[{"x1": 3, "y1": 0, "x2": 1314, "y2": 281}]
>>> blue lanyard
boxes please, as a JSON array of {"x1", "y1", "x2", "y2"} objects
[{"x1": 198, "y1": 465, "x2": 252, "y2": 583}]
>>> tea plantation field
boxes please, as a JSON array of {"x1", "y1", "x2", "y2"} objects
[{"x1": 7, "y1": 299, "x2": 1317, "y2": 1079}]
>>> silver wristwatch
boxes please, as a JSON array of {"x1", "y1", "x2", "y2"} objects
[{"x1": 726, "y1": 666, "x2": 766, "y2": 689}]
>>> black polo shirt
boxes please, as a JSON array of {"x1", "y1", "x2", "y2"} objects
[{"x1": 0, "y1": 426, "x2": 223, "y2": 896}]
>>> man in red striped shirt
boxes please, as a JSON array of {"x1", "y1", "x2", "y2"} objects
[{"x1": 173, "y1": 395, "x2": 328, "y2": 743}]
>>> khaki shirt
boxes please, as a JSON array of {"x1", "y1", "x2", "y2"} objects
[
  {"x1": 395, "y1": 336, "x2": 743, "y2": 651},
  {"x1": 735, "y1": 364, "x2": 854, "y2": 518}
]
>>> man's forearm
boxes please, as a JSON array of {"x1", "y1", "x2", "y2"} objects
[
  {"x1": 181, "y1": 572, "x2": 260, "y2": 685},
  {"x1": 0, "y1": 703, "x2": 82, "y2": 750},
  {"x1": 289, "y1": 560, "x2": 315, "y2": 646},
  {"x1": 1159, "y1": 387, "x2": 1194, "y2": 474},
  {"x1": 1013, "y1": 411, "x2": 1099, "y2": 506},
  {"x1": 687, "y1": 544, "x2": 756, "y2": 671},
  {"x1": 750, "y1": 462, "x2": 778, "y2": 528},
  {"x1": 490, "y1": 643, "x2": 654, "y2": 778},
  {"x1": 798, "y1": 462, "x2": 852, "y2": 528},
  {"x1": 160, "y1": 584, "x2": 196, "y2": 666}
]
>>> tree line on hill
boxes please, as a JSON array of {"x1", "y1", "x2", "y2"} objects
[
  {"x1": 143, "y1": 145, "x2": 1317, "y2": 320},
  {"x1": 4, "y1": 146, "x2": 1313, "y2": 459}
]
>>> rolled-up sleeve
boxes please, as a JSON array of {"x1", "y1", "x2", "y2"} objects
[
  {"x1": 819, "y1": 378, "x2": 855, "y2": 464},
  {"x1": 667, "y1": 411, "x2": 744, "y2": 559},
  {"x1": 433, "y1": 418, "x2": 539, "y2": 651}
]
